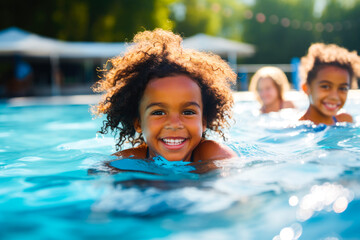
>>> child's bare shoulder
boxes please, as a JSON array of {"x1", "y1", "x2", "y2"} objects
[
  {"x1": 193, "y1": 140, "x2": 237, "y2": 162},
  {"x1": 283, "y1": 100, "x2": 295, "y2": 109},
  {"x1": 336, "y1": 113, "x2": 353, "y2": 123},
  {"x1": 113, "y1": 144, "x2": 147, "y2": 159}
]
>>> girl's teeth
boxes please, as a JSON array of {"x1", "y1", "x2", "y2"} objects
[
  {"x1": 163, "y1": 138, "x2": 185, "y2": 145},
  {"x1": 325, "y1": 103, "x2": 337, "y2": 109}
]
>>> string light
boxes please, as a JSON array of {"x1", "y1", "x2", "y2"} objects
[
  {"x1": 256, "y1": 13, "x2": 266, "y2": 23},
  {"x1": 281, "y1": 18, "x2": 290, "y2": 28},
  {"x1": 244, "y1": 10, "x2": 357, "y2": 32}
]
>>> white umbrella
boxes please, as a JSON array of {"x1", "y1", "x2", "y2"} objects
[
  {"x1": 0, "y1": 27, "x2": 128, "y2": 95},
  {"x1": 183, "y1": 33, "x2": 255, "y2": 57}
]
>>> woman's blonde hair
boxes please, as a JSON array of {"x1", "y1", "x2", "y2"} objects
[{"x1": 249, "y1": 66, "x2": 290, "y2": 103}]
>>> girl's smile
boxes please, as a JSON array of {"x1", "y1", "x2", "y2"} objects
[
  {"x1": 134, "y1": 75, "x2": 206, "y2": 162},
  {"x1": 161, "y1": 137, "x2": 187, "y2": 149}
]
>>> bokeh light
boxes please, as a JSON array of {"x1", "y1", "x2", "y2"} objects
[
  {"x1": 281, "y1": 18, "x2": 290, "y2": 27},
  {"x1": 256, "y1": 13, "x2": 266, "y2": 23},
  {"x1": 289, "y1": 195, "x2": 299, "y2": 207},
  {"x1": 273, "y1": 223, "x2": 302, "y2": 240},
  {"x1": 296, "y1": 183, "x2": 353, "y2": 222}
]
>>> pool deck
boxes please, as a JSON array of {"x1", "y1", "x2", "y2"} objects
[{"x1": 4, "y1": 90, "x2": 360, "y2": 106}]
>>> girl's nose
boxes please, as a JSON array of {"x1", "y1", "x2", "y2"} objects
[
  {"x1": 329, "y1": 88, "x2": 340, "y2": 100},
  {"x1": 165, "y1": 114, "x2": 184, "y2": 130}
]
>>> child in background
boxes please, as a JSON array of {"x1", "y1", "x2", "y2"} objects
[
  {"x1": 299, "y1": 43, "x2": 360, "y2": 125},
  {"x1": 249, "y1": 66, "x2": 295, "y2": 113},
  {"x1": 92, "y1": 29, "x2": 237, "y2": 164}
]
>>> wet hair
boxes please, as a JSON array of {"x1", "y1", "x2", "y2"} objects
[
  {"x1": 249, "y1": 66, "x2": 290, "y2": 103},
  {"x1": 299, "y1": 43, "x2": 360, "y2": 88},
  {"x1": 92, "y1": 29, "x2": 236, "y2": 150}
]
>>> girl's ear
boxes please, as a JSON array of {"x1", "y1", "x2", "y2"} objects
[
  {"x1": 134, "y1": 119, "x2": 142, "y2": 133},
  {"x1": 302, "y1": 83, "x2": 310, "y2": 95}
]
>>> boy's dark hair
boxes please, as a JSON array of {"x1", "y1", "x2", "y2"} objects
[
  {"x1": 92, "y1": 29, "x2": 236, "y2": 150},
  {"x1": 300, "y1": 43, "x2": 360, "y2": 88}
]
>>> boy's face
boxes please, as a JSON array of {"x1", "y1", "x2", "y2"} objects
[
  {"x1": 304, "y1": 65, "x2": 350, "y2": 118},
  {"x1": 257, "y1": 77, "x2": 279, "y2": 105},
  {"x1": 135, "y1": 75, "x2": 206, "y2": 161}
]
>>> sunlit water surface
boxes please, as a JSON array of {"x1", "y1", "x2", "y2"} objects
[{"x1": 1, "y1": 96, "x2": 360, "y2": 240}]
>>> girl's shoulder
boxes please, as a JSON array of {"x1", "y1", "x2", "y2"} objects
[
  {"x1": 282, "y1": 100, "x2": 295, "y2": 109},
  {"x1": 336, "y1": 113, "x2": 353, "y2": 123},
  {"x1": 193, "y1": 140, "x2": 237, "y2": 162},
  {"x1": 113, "y1": 144, "x2": 147, "y2": 159}
]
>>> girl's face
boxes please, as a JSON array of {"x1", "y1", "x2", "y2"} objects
[
  {"x1": 135, "y1": 75, "x2": 206, "y2": 162},
  {"x1": 305, "y1": 65, "x2": 350, "y2": 118},
  {"x1": 257, "y1": 77, "x2": 279, "y2": 105}
]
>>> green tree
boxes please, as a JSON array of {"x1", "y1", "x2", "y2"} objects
[
  {"x1": 0, "y1": 0, "x2": 176, "y2": 42},
  {"x1": 89, "y1": 0, "x2": 175, "y2": 41},
  {"x1": 171, "y1": 0, "x2": 246, "y2": 40},
  {"x1": 319, "y1": 0, "x2": 360, "y2": 53},
  {"x1": 0, "y1": 0, "x2": 58, "y2": 38},
  {"x1": 242, "y1": 0, "x2": 316, "y2": 63}
]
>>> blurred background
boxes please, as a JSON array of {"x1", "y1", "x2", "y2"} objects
[{"x1": 0, "y1": 0, "x2": 359, "y2": 98}]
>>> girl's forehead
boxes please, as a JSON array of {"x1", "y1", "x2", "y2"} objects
[
  {"x1": 314, "y1": 66, "x2": 350, "y2": 81},
  {"x1": 258, "y1": 77, "x2": 276, "y2": 87},
  {"x1": 146, "y1": 75, "x2": 200, "y2": 91},
  {"x1": 140, "y1": 75, "x2": 203, "y2": 104},
  {"x1": 259, "y1": 77, "x2": 273, "y2": 83}
]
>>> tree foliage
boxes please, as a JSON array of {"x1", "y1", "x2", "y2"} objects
[
  {"x1": 0, "y1": 0, "x2": 175, "y2": 41},
  {"x1": 1, "y1": 0, "x2": 359, "y2": 64},
  {"x1": 170, "y1": 0, "x2": 246, "y2": 40},
  {"x1": 320, "y1": 0, "x2": 360, "y2": 52},
  {"x1": 242, "y1": 0, "x2": 360, "y2": 63},
  {"x1": 242, "y1": 0, "x2": 316, "y2": 63}
]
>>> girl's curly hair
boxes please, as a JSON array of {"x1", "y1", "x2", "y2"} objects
[
  {"x1": 299, "y1": 43, "x2": 360, "y2": 89},
  {"x1": 92, "y1": 29, "x2": 236, "y2": 150}
]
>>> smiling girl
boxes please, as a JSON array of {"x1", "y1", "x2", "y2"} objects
[
  {"x1": 299, "y1": 43, "x2": 360, "y2": 125},
  {"x1": 92, "y1": 29, "x2": 237, "y2": 164},
  {"x1": 249, "y1": 66, "x2": 295, "y2": 113}
]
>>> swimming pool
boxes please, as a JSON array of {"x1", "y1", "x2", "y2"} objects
[{"x1": 1, "y1": 92, "x2": 360, "y2": 240}]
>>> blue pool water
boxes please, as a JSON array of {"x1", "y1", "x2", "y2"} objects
[{"x1": 1, "y1": 95, "x2": 360, "y2": 240}]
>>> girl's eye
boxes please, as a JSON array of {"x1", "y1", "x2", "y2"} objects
[
  {"x1": 151, "y1": 110, "x2": 165, "y2": 116},
  {"x1": 320, "y1": 85, "x2": 330, "y2": 90},
  {"x1": 339, "y1": 86, "x2": 349, "y2": 92},
  {"x1": 183, "y1": 110, "x2": 196, "y2": 115}
]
